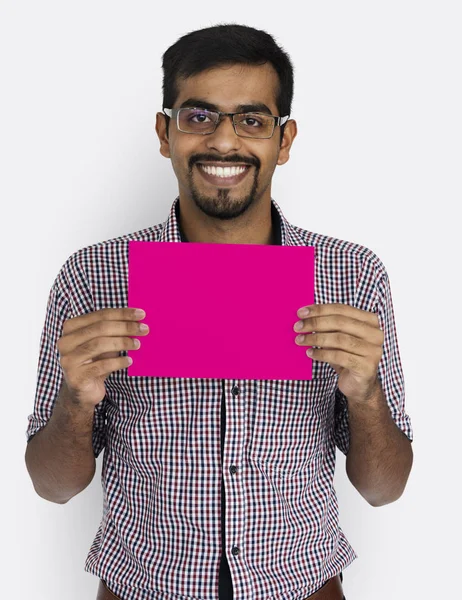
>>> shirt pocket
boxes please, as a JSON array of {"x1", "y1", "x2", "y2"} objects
[{"x1": 247, "y1": 373, "x2": 337, "y2": 478}]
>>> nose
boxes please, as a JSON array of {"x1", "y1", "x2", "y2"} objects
[{"x1": 205, "y1": 115, "x2": 242, "y2": 154}]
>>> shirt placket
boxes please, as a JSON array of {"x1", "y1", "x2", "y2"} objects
[{"x1": 221, "y1": 379, "x2": 249, "y2": 598}]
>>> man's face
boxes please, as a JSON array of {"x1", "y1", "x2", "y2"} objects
[{"x1": 156, "y1": 62, "x2": 296, "y2": 222}]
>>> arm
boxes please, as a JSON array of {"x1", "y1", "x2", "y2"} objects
[
  {"x1": 25, "y1": 380, "x2": 96, "y2": 504},
  {"x1": 345, "y1": 379, "x2": 413, "y2": 507}
]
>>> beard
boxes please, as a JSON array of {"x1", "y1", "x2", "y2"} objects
[{"x1": 188, "y1": 166, "x2": 261, "y2": 221}]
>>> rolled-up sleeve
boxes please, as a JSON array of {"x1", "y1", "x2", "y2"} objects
[
  {"x1": 373, "y1": 272, "x2": 413, "y2": 441},
  {"x1": 334, "y1": 256, "x2": 413, "y2": 455},
  {"x1": 26, "y1": 263, "x2": 107, "y2": 458}
]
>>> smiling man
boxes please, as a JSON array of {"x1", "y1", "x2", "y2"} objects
[
  {"x1": 25, "y1": 23, "x2": 413, "y2": 600},
  {"x1": 156, "y1": 60, "x2": 296, "y2": 246}
]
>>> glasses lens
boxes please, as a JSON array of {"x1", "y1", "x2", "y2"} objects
[
  {"x1": 178, "y1": 108, "x2": 218, "y2": 133},
  {"x1": 234, "y1": 113, "x2": 274, "y2": 138},
  {"x1": 176, "y1": 108, "x2": 275, "y2": 138}
]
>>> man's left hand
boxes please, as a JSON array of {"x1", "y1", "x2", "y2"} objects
[{"x1": 293, "y1": 303, "x2": 384, "y2": 403}]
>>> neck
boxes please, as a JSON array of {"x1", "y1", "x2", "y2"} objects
[{"x1": 178, "y1": 193, "x2": 275, "y2": 245}]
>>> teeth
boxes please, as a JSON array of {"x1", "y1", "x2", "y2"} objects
[{"x1": 200, "y1": 165, "x2": 247, "y2": 178}]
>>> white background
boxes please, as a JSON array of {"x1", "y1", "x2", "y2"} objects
[{"x1": 1, "y1": 1, "x2": 461, "y2": 598}]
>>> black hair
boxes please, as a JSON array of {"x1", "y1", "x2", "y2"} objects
[{"x1": 161, "y1": 23, "x2": 294, "y2": 144}]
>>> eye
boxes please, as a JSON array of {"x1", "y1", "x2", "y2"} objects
[
  {"x1": 189, "y1": 110, "x2": 212, "y2": 123},
  {"x1": 241, "y1": 116, "x2": 264, "y2": 127}
]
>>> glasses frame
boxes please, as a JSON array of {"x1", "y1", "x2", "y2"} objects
[{"x1": 163, "y1": 107, "x2": 289, "y2": 139}]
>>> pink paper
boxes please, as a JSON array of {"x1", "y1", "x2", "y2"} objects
[{"x1": 127, "y1": 241, "x2": 315, "y2": 381}]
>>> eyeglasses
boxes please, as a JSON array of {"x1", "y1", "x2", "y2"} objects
[{"x1": 163, "y1": 107, "x2": 289, "y2": 139}]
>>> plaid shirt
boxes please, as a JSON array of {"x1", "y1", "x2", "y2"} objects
[{"x1": 26, "y1": 197, "x2": 413, "y2": 600}]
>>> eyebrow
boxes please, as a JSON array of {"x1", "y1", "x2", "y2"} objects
[{"x1": 178, "y1": 98, "x2": 275, "y2": 115}]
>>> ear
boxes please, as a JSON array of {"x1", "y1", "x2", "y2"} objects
[
  {"x1": 155, "y1": 112, "x2": 171, "y2": 159},
  {"x1": 276, "y1": 119, "x2": 297, "y2": 166}
]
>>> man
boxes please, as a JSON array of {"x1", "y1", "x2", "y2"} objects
[{"x1": 25, "y1": 24, "x2": 413, "y2": 600}]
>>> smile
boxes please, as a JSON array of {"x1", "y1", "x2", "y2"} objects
[
  {"x1": 200, "y1": 164, "x2": 248, "y2": 177},
  {"x1": 196, "y1": 163, "x2": 252, "y2": 186}
]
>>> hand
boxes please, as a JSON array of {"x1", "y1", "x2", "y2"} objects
[
  {"x1": 293, "y1": 303, "x2": 384, "y2": 402},
  {"x1": 57, "y1": 307, "x2": 149, "y2": 408}
]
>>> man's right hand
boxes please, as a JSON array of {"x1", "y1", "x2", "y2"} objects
[{"x1": 57, "y1": 308, "x2": 149, "y2": 408}]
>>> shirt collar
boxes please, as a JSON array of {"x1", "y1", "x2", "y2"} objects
[{"x1": 157, "y1": 196, "x2": 303, "y2": 247}]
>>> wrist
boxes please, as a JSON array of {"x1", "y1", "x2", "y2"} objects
[{"x1": 347, "y1": 378, "x2": 383, "y2": 406}]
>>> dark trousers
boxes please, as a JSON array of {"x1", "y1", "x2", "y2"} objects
[
  {"x1": 340, "y1": 571, "x2": 346, "y2": 600},
  {"x1": 100, "y1": 566, "x2": 347, "y2": 599},
  {"x1": 218, "y1": 557, "x2": 346, "y2": 599}
]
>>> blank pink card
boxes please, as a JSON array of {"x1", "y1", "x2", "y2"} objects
[{"x1": 127, "y1": 241, "x2": 315, "y2": 381}]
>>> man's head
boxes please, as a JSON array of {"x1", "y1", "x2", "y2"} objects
[{"x1": 155, "y1": 24, "x2": 297, "y2": 233}]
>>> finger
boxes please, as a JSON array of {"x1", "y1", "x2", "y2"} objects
[
  {"x1": 297, "y1": 332, "x2": 381, "y2": 358},
  {"x1": 307, "y1": 348, "x2": 376, "y2": 377},
  {"x1": 62, "y1": 307, "x2": 144, "y2": 335},
  {"x1": 61, "y1": 334, "x2": 139, "y2": 369},
  {"x1": 299, "y1": 304, "x2": 380, "y2": 327},
  {"x1": 297, "y1": 315, "x2": 383, "y2": 344},
  {"x1": 59, "y1": 318, "x2": 146, "y2": 356},
  {"x1": 81, "y1": 350, "x2": 120, "y2": 365}
]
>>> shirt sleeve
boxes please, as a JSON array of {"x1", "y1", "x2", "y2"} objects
[
  {"x1": 334, "y1": 260, "x2": 413, "y2": 456},
  {"x1": 25, "y1": 264, "x2": 107, "y2": 458}
]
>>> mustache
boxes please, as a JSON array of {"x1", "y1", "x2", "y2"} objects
[{"x1": 189, "y1": 154, "x2": 260, "y2": 170}]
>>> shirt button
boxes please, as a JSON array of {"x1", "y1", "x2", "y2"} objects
[
  {"x1": 231, "y1": 386, "x2": 240, "y2": 397},
  {"x1": 231, "y1": 546, "x2": 240, "y2": 556},
  {"x1": 229, "y1": 465, "x2": 237, "y2": 475}
]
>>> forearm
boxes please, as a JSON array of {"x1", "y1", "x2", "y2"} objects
[
  {"x1": 25, "y1": 380, "x2": 96, "y2": 504},
  {"x1": 345, "y1": 380, "x2": 413, "y2": 507}
]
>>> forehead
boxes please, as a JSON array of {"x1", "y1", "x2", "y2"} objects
[{"x1": 173, "y1": 62, "x2": 280, "y2": 113}]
